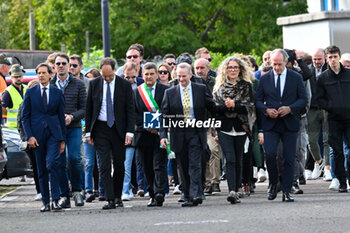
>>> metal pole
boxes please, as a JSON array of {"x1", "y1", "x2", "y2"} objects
[
  {"x1": 29, "y1": 11, "x2": 36, "y2": 50},
  {"x1": 86, "y1": 31, "x2": 90, "y2": 59},
  {"x1": 101, "y1": 0, "x2": 111, "y2": 57}
]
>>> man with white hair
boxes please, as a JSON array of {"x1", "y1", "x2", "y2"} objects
[{"x1": 341, "y1": 53, "x2": 350, "y2": 69}]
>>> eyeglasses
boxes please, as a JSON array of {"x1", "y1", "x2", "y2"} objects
[
  {"x1": 126, "y1": 55, "x2": 139, "y2": 59},
  {"x1": 167, "y1": 62, "x2": 176, "y2": 66},
  {"x1": 227, "y1": 66, "x2": 240, "y2": 70},
  {"x1": 55, "y1": 62, "x2": 67, "y2": 66},
  {"x1": 70, "y1": 64, "x2": 78, "y2": 68},
  {"x1": 207, "y1": 58, "x2": 212, "y2": 62},
  {"x1": 125, "y1": 76, "x2": 136, "y2": 79},
  {"x1": 158, "y1": 70, "x2": 169, "y2": 75},
  {"x1": 12, "y1": 76, "x2": 22, "y2": 79}
]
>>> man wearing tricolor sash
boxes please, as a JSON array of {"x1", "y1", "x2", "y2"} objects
[{"x1": 134, "y1": 62, "x2": 169, "y2": 207}]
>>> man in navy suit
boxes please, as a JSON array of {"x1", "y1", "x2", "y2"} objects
[
  {"x1": 22, "y1": 63, "x2": 66, "y2": 212},
  {"x1": 255, "y1": 49, "x2": 308, "y2": 202},
  {"x1": 160, "y1": 63, "x2": 228, "y2": 207}
]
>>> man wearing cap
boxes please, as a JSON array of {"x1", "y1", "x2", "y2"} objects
[
  {"x1": 0, "y1": 54, "x2": 11, "y2": 94},
  {"x1": 2, "y1": 64, "x2": 27, "y2": 128}
]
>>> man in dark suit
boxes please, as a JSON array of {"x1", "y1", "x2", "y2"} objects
[
  {"x1": 160, "y1": 63, "x2": 228, "y2": 207},
  {"x1": 255, "y1": 49, "x2": 308, "y2": 202},
  {"x1": 134, "y1": 62, "x2": 168, "y2": 207},
  {"x1": 22, "y1": 63, "x2": 66, "y2": 212},
  {"x1": 85, "y1": 57, "x2": 136, "y2": 210}
]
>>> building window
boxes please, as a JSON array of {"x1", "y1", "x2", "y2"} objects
[
  {"x1": 332, "y1": 0, "x2": 339, "y2": 10},
  {"x1": 321, "y1": 0, "x2": 328, "y2": 11}
]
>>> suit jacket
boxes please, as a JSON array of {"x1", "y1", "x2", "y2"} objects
[
  {"x1": 85, "y1": 75, "x2": 136, "y2": 139},
  {"x1": 134, "y1": 83, "x2": 168, "y2": 147},
  {"x1": 22, "y1": 84, "x2": 66, "y2": 142},
  {"x1": 255, "y1": 68, "x2": 308, "y2": 132},
  {"x1": 160, "y1": 82, "x2": 226, "y2": 153}
]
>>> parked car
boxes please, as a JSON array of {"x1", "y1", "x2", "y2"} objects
[
  {"x1": 0, "y1": 146, "x2": 7, "y2": 180},
  {"x1": 0, "y1": 128, "x2": 33, "y2": 181}
]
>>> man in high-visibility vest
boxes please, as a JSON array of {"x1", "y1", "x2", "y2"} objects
[{"x1": 1, "y1": 64, "x2": 27, "y2": 128}]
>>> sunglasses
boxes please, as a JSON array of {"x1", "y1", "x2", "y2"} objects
[
  {"x1": 126, "y1": 55, "x2": 139, "y2": 59},
  {"x1": 70, "y1": 64, "x2": 78, "y2": 68},
  {"x1": 158, "y1": 70, "x2": 169, "y2": 75},
  {"x1": 55, "y1": 62, "x2": 67, "y2": 66},
  {"x1": 167, "y1": 62, "x2": 176, "y2": 66},
  {"x1": 207, "y1": 58, "x2": 212, "y2": 62},
  {"x1": 125, "y1": 76, "x2": 136, "y2": 79}
]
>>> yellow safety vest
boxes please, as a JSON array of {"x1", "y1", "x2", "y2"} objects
[{"x1": 6, "y1": 84, "x2": 27, "y2": 128}]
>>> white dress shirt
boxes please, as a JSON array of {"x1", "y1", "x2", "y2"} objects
[
  {"x1": 98, "y1": 78, "x2": 115, "y2": 122},
  {"x1": 273, "y1": 68, "x2": 287, "y2": 97}
]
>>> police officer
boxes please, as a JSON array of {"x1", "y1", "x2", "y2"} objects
[{"x1": 2, "y1": 64, "x2": 27, "y2": 128}]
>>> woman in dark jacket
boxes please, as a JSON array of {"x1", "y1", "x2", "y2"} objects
[{"x1": 213, "y1": 56, "x2": 255, "y2": 204}]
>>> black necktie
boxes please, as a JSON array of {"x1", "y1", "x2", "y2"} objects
[
  {"x1": 276, "y1": 74, "x2": 281, "y2": 98},
  {"x1": 106, "y1": 83, "x2": 114, "y2": 127},
  {"x1": 42, "y1": 87, "x2": 47, "y2": 110}
]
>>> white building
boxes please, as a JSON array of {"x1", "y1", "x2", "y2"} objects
[{"x1": 277, "y1": 0, "x2": 350, "y2": 54}]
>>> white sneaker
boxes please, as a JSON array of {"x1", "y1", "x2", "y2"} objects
[
  {"x1": 173, "y1": 185, "x2": 181, "y2": 195},
  {"x1": 329, "y1": 178, "x2": 340, "y2": 191},
  {"x1": 311, "y1": 162, "x2": 324, "y2": 179},
  {"x1": 129, "y1": 189, "x2": 134, "y2": 199},
  {"x1": 34, "y1": 193, "x2": 42, "y2": 201},
  {"x1": 122, "y1": 194, "x2": 130, "y2": 201},
  {"x1": 257, "y1": 168, "x2": 267, "y2": 183},
  {"x1": 165, "y1": 193, "x2": 170, "y2": 198},
  {"x1": 145, "y1": 192, "x2": 149, "y2": 197},
  {"x1": 323, "y1": 169, "x2": 332, "y2": 181},
  {"x1": 305, "y1": 170, "x2": 313, "y2": 180}
]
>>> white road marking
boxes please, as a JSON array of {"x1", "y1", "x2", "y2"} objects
[
  {"x1": 154, "y1": 219, "x2": 229, "y2": 226},
  {"x1": 0, "y1": 196, "x2": 19, "y2": 201}
]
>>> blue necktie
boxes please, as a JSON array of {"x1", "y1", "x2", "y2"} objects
[
  {"x1": 42, "y1": 87, "x2": 47, "y2": 110},
  {"x1": 149, "y1": 87, "x2": 153, "y2": 97},
  {"x1": 276, "y1": 74, "x2": 281, "y2": 98},
  {"x1": 106, "y1": 83, "x2": 114, "y2": 127}
]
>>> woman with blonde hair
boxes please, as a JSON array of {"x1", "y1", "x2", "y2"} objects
[{"x1": 213, "y1": 56, "x2": 255, "y2": 204}]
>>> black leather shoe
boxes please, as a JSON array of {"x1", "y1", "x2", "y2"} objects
[
  {"x1": 339, "y1": 182, "x2": 348, "y2": 193},
  {"x1": 147, "y1": 198, "x2": 157, "y2": 207},
  {"x1": 102, "y1": 200, "x2": 116, "y2": 209},
  {"x1": 155, "y1": 193, "x2": 164, "y2": 206},
  {"x1": 58, "y1": 197, "x2": 71, "y2": 208},
  {"x1": 291, "y1": 184, "x2": 304, "y2": 194},
  {"x1": 40, "y1": 203, "x2": 50, "y2": 212},
  {"x1": 192, "y1": 197, "x2": 203, "y2": 206},
  {"x1": 115, "y1": 198, "x2": 124, "y2": 207},
  {"x1": 267, "y1": 184, "x2": 277, "y2": 200},
  {"x1": 299, "y1": 176, "x2": 306, "y2": 185},
  {"x1": 181, "y1": 200, "x2": 193, "y2": 207},
  {"x1": 51, "y1": 200, "x2": 62, "y2": 211},
  {"x1": 282, "y1": 192, "x2": 294, "y2": 202}
]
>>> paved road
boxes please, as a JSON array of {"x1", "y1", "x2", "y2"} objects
[{"x1": 1, "y1": 178, "x2": 350, "y2": 233}]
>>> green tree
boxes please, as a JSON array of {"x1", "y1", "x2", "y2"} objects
[{"x1": 0, "y1": 0, "x2": 307, "y2": 60}]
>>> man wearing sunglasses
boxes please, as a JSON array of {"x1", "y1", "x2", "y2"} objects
[
  {"x1": 163, "y1": 54, "x2": 176, "y2": 71},
  {"x1": 195, "y1": 47, "x2": 216, "y2": 78},
  {"x1": 116, "y1": 44, "x2": 144, "y2": 87},
  {"x1": 50, "y1": 53, "x2": 87, "y2": 209},
  {"x1": 69, "y1": 55, "x2": 87, "y2": 86},
  {"x1": 2, "y1": 64, "x2": 27, "y2": 128}
]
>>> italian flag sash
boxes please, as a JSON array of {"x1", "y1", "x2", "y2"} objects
[
  {"x1": 138, "y1": 83, "x2": 159, "y2": 112},
  {"x1": 138, "y1": 83, "x2": 174, "y2": 158}
]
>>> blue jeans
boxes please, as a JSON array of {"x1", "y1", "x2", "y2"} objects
[
  {"x1": 122, "y1": 147, "x2": 135, "y2": 195},
  {"x1": 84, "y1": 142, "x2": 104, "y2": 193},
  {"x1": 58, "y1": 128, "x2": 84, "y2": 195},
  {"x1": 330, "y1": 140, "x2": 349, "y2": 178}
]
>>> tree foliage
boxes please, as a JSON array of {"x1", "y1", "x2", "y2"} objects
[{"x1": 0, "y1": 0, "x2": 307, "y2": 59}]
